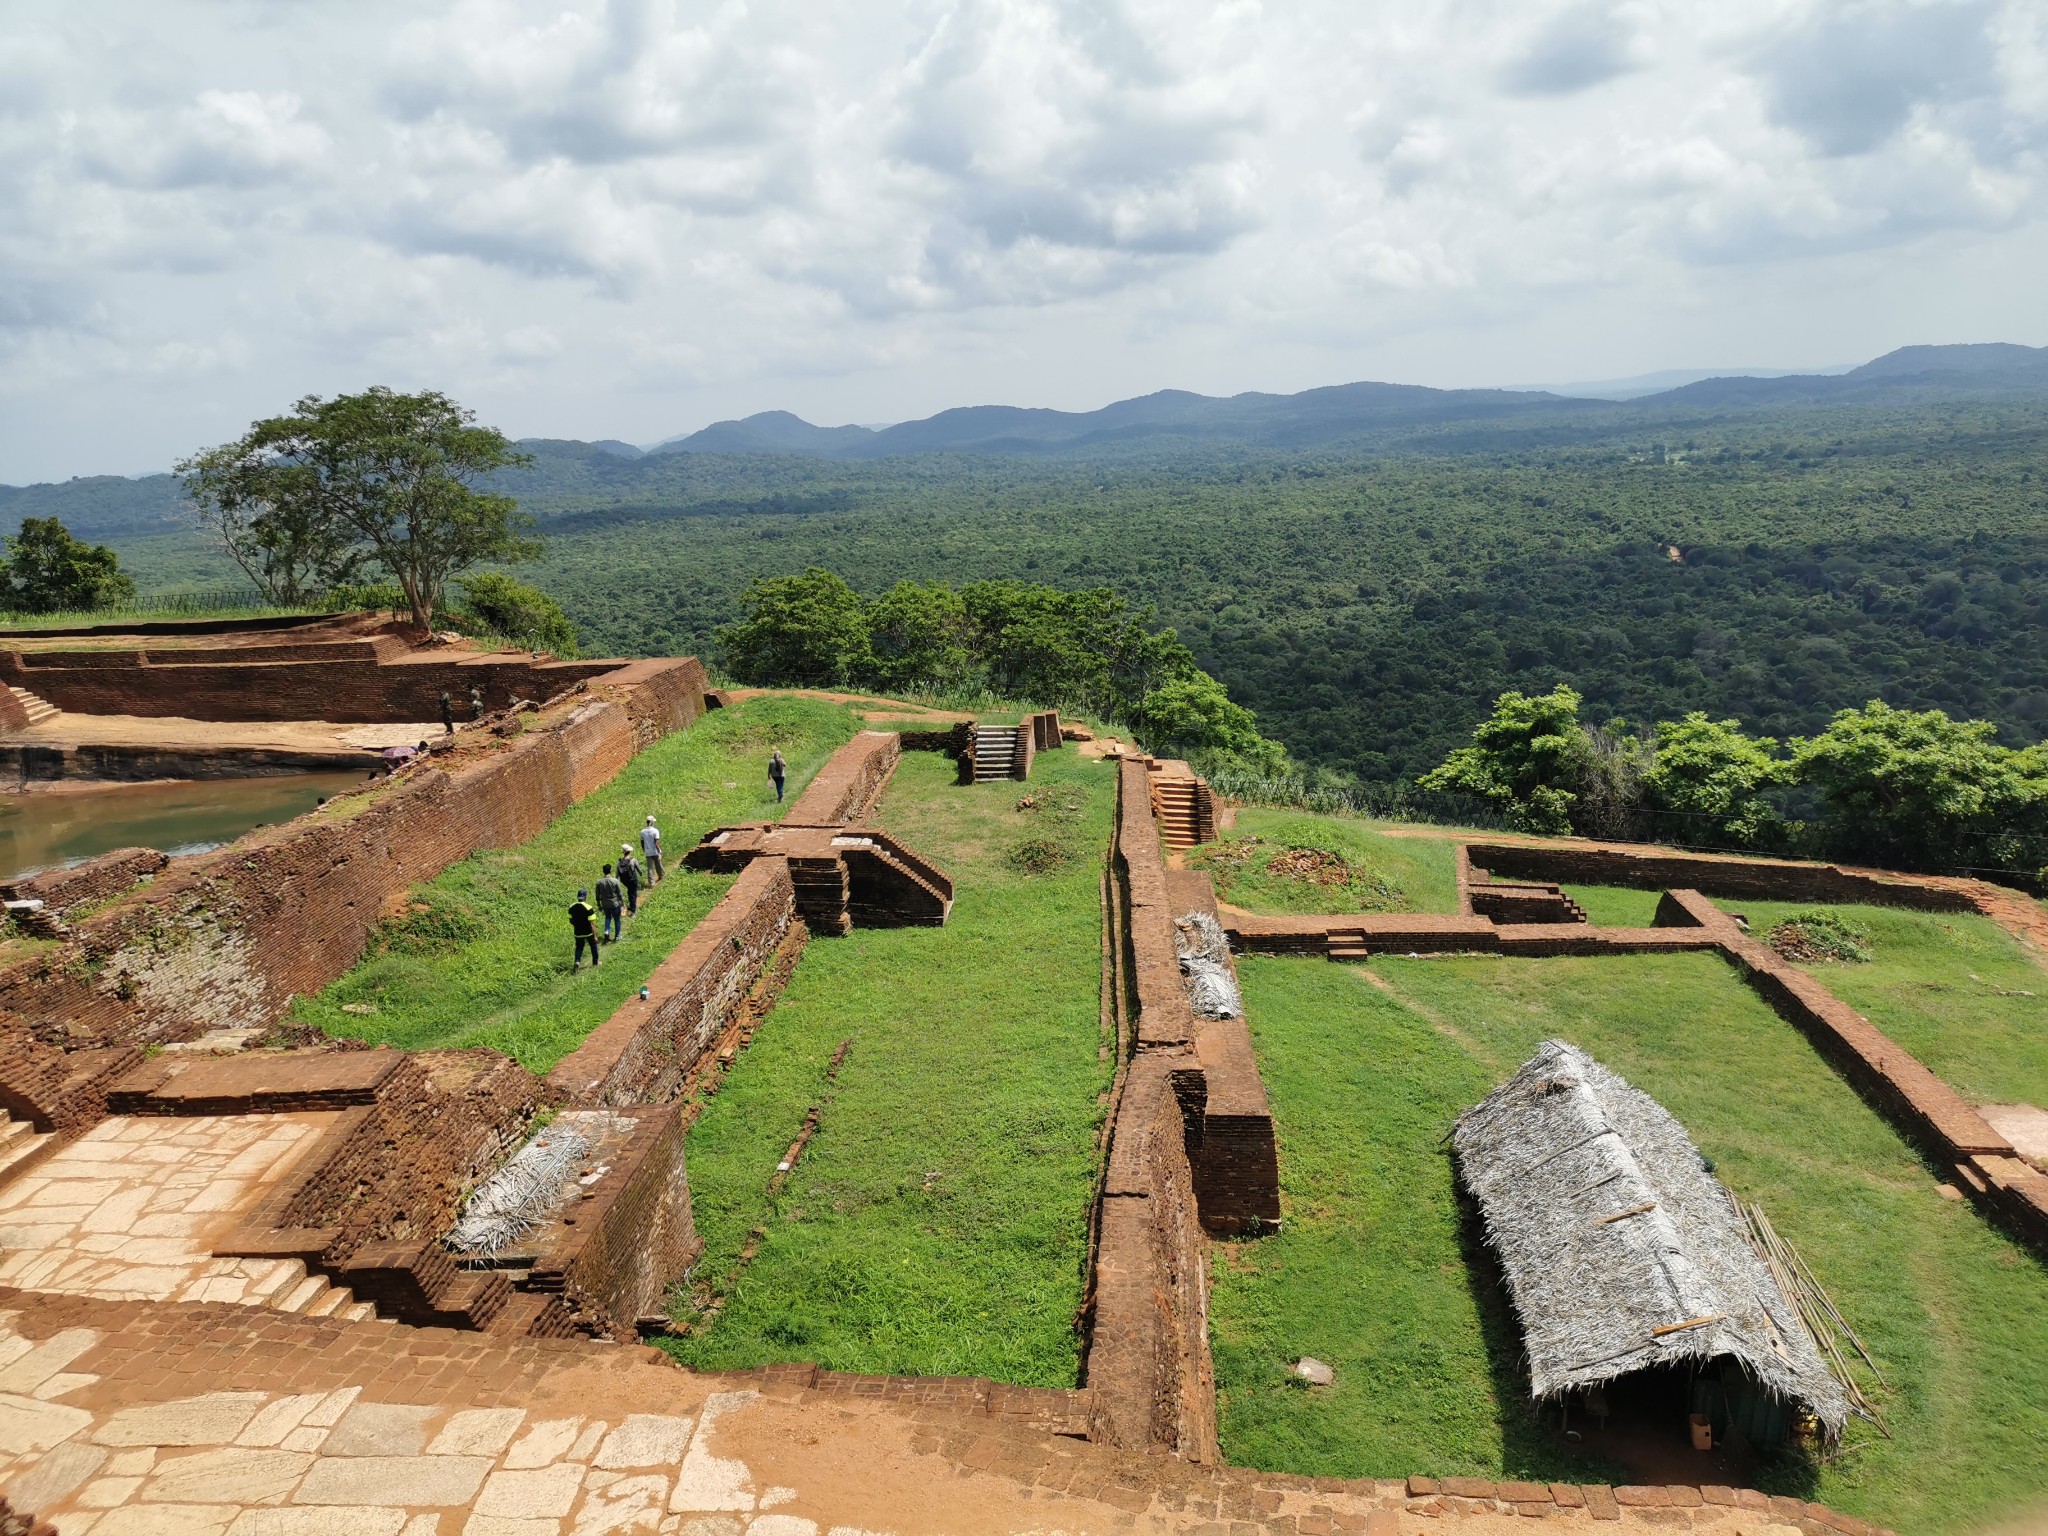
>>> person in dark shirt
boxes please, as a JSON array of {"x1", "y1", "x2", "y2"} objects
[
  {"x1": 594, "y1": 864, "x2": 625, "y2": 942},
  {"x1": 569, "y1": 889, "x2": 600, "y2": 970},
  {"x1": 616, "y1": 843, "x2": 643, "y2": 915},
  {"x1": 769, "y1": 748, "x2": 787, "y2": 802},
  {"x1": 440, "y1": 690, "x2": 455, "y2": 735}
]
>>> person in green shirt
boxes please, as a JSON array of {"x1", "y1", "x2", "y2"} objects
[{"x1": 594, "y1": 864, "x2": 625, "y2": 942}]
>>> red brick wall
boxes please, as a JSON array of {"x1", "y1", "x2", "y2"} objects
[
  {"x1": 1467, "y1": 842, "x2": 1979, "y2": 912},
  {"x1": 0, "y1": 649, "x2": 627, "y2": 724},
  {"x1": 0, "y1": 659, "x2": 708, "y2": 1066},
  {"x1": 530, "y1": 1104, "x2": 701, "y2": 1339},
  {"x1": 0, "y1": 848, "x2": 167, "y2": 912},
  {"x1": 784, "y1": 731, "x2": 901, "y2": 824},
  {"x1": 546, "y1": 858, "x2": 797, "y2": 1106}
]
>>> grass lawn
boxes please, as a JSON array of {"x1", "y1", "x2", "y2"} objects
[
  {"x1": 1214, "y1": 950, "x2": 2048, "y2": 1535},
  {"x1": 294, "y1": 694, "x2": 858, "y2": 1072},
  {"x1": 1191, "y1": 808, "x2": 1462, "y2": 915},
  {"x1": 1567, "y1": 884, "x2": 1668, "y2": 926},
  {"x1": 664, "y1": 746, "x2": 1114, "y2": 1385},
  {"x1": 1714, "y1": 898, "x2": 2048, "y2": 1110}
]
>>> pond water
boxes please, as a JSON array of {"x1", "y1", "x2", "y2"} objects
[{"x1": 0, "y1": 771, "x2": 367, "y2": 883}]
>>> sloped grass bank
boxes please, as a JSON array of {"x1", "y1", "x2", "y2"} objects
[
  {"x1": 1715, "y1": 898, "x2": 2048, "y2": 1110},
  {"x1": 666, "y1": 748, "x2": 1113, "y2": 1385},
  {"x1": 1192, "y1": 808, "x2": 1462, "y2": 915},
  {"x1": 1215, "y1": 950, "x2": 2048, "y2": 1535},
  {"x1": 296, "y1": 694, "x2": 857, "y2": 1071}
]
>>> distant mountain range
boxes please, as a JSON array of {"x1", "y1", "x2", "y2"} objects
[
  {"x1": 614, "y1": 341, "x2": 2048, "y2": 458},
  {"x1": 6, "y1": 342, "x2": 2046, "y2": 539}
]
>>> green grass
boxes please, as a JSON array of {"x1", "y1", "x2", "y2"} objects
[
  {"x1": 1568, "y1": 884, "x2": 1668, "y2": 926},
  {"x1": 1213, "y1": 950, "x2": 2048, "y2": 1535},
  {"x1": 293, "y1": 695, "x2": 858, "y2": 1071},
  {"x1": 1191, "y1": 808, "x2": 1462, "y2": 915},
  {"x1": 1717, "y1": 898, "x2": 2048, "y2": 1109},
  {"x1": 663, "y1": 747, "x2": 1114, "y2": 1384}
]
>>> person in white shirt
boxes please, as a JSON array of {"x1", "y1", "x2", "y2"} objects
[{"x1": 639, "y1": 815, "x2": 664, "y2": 883}]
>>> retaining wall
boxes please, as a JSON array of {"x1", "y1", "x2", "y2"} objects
[
  {"x1": 0, "y1": 647, "x2": 625, "y2": 724},
  {"x1": 0, "y1": 848, "x2": 167, "y2": 914},
  {"x1": 527, "y1": 1103, "x2": 701, "y2": 1339},
  {"x1": 547, "y1": 858, "x2": 799, "y2": 1106},
  {"x1": 0, "y1": 658, "x2": 708, "y2": 1122},
  {"x1": 0, "y1": 741, "x2": 373, "y2": 784}
]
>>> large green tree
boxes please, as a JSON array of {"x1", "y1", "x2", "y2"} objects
[
  {"x1": 1644, "y1": 712, "x2": 1788, "y2": 849},
  {"x1": 455, "y1": 572, "x2": 579, "y2": 657},
  {"x1": 864, "y1": 580, "x2": 973, "y2": 689},
  {"x1": 3, "y1": 517, "x2": 137, "y2": 614},
  {"x1": 178, "y1": 388, "x2": 537, "y2": 628},
  {"x1": 1416, "y1": 684, "x2": 1593, "y2": 834},
  {"x1": 718, "y1": 567, "x2": 872, "y2": 686}
]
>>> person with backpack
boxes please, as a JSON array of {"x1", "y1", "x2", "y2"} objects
[
  {"x1": 640, "y1": 815, "x2": 664, "y2": 882},
  {"x1": 568, "y1": 889, "x2": 600, "y2": 970},
  {"x1": 617, "y1": 843, "x2": 643, "y2": 915},
  {"x1": 594, "y1": 863, "x2": 625, "y2": 942},
  {"x1": 769, "y1": 748, "x2": 787, "y2": 802}
]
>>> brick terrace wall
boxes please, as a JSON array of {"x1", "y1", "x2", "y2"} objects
[
  {"x1": 783, "y1": 730, "x2": 901, "y2": 824},
  {"x1": 1656, "y1": 889, "x2": 2048, "y2": 1250},
  {"x1": 546, "y1": 858, "x2": 797, "y2": 1106},
  {"x1": 1467, "y1": 842, "x2": 1979, "y2": 912},
  {"x1": 0, "y1": 647, "x2": 625, "y2": 724},
  {"x1": 529, "y1": 1103, "x2": 700, "y2": 1339},
  {"x1": 0, "y1": 848, "x2": 166, "y2": 913},
  {"x1": 0, "y1": 741, "x2": 373, "y2": 783},
  {"x1": 0, "y1": 659, "x2": 708, "y2": 1123}
]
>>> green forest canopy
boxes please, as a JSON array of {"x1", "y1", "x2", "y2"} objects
[{"x1": 46, "y1": 393, "x2": 2048, "y2": 790}]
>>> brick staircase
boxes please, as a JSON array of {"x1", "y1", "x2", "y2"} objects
[
  {"x1": 971, "y1": 724, "x2": 1025, "y2": 781},
  {"x1": 177, "y1": 1255, "x2": 375, "y2": 1322},
  {"x1": 5, "y1": 683, "x2": 58, "y2": 727},
  {"x1": 1146, "y1": 767, "x2": 1217, "y2": 852},
  {"x1": 1467, "y1": 880, "x2": 1589, "y2": 925}
]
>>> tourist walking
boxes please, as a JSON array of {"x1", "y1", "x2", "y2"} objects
[
  {"x1": 769, "y1": 748, "x2": 787, "y2": 802},
  {"x1": 617, "y1": 844, "x2": 643, "y2": 914},
  {"x1": 594, "y1": 863, "x2": 625, "y2": 942},
  {"x1": 568, "y1": 889, "x2": 600, "y2": 970},
  {"x1": 440, "y1": 690, "x2": 455, "y2": 735},
  {"x1": 640, "y1": 816, "x2": 665, "y2": 882}
]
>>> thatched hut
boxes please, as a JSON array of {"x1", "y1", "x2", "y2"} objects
[{"x1": 1452, "y1": 1040, "x2": 1849, "y2": 1445}]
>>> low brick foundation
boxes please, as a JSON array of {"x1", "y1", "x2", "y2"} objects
[{"x1": 1465, "y1": 841, "x2": 1980, "y2": 912}]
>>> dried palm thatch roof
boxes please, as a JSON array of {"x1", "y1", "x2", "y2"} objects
[{"x1": 1452, "y1": 1040, "x2": 1850, "y2": 1439}]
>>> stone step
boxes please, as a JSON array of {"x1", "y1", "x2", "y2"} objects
[
  {"x1": 0, "y1": 1116, "x2": 32, "y2": 1150},
  {"x1": 303, "y1": 1284, "x2": 359, "y2": 1319},
  {"x1": 277, "y1": 1275, "x2": 331, "y2": 1314},
  {"x1": 6, "y1": 684, "x2": 58, "y2": 725},
  {"x1": 339, "y1": 1302, "x2": 376, "y2": 1322},
  {"x1": 0, "y1": 1119, "x2": 55, "y2": 1183}
]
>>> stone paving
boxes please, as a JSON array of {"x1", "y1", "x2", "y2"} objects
[
  {"x1": 0, "y1": 1114, "x2": 366, "y2": 1317},
  {"x1": 0, "y1": 1291, "x2": 1871, "y2": 1536}
]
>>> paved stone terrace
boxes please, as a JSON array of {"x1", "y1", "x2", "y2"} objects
[
  {"x1": 0, "y1": 1291, "x2": 1881, "y2": 1536},
  {"x1": 0, "y1": 1115, "x2": 368, "y2": 1320}
]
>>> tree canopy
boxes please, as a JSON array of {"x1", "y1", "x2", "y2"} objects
[
  {"x1": 2, "y1": 517, "x2": 136, "y2": 614},
  {"x1": 178, "y1": 387, "x2": 538, "y2": 628}
]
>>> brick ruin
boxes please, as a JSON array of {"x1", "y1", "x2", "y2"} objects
[{"x1": 0, "y1": 621, "x2": 2007, "y2": 1531}]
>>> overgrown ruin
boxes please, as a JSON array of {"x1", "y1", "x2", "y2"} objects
[{"x1": 0, "y1": 615, "x2": 2043, "y2": 1534}]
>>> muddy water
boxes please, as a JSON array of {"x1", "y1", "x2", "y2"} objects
[{"x1": 0, "y1": 771, "x2": 367, "y2": 883}]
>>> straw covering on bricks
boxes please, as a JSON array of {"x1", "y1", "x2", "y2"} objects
[
  {"x1": 1175, "y1": 910, "x2": 1242, "y2": 1019},
  {"x1": 448, "y1": 1125, "x2": 590, "y2": 1261},
  {"x1": 1451, "y1": 1039, "x2": 1849, "y2": 1439}
]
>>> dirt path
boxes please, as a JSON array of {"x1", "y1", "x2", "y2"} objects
[{"x1": 721, "y1": 686, "x2": 971, "y2": 724}]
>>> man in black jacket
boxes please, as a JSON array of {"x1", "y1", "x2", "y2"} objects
[
  {"x1": 617, "y1": 843, "x2": 643, "y2": 914},
  {"x1": 569, "y1": 889, "x2": 600, "y2": 970}
]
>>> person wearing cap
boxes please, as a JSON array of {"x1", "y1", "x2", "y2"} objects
[
  {"x1": 639, "y1": 815, "x2": 664, "y2": 882},
  {"x1": 568, "y1": 889, "x2": 600, "y2": 970},
  {"x1": 768, "y1": 748, "x2": 787, "y2": 802},
  {"x1": 594, "y1": 863, "x2": 625, "y2": 942},
  {"x1": 616, "y1": 844, "x2": 643, "y2": 914},
  {"x1": 440, "y1": 690, "x2": 455, "y2": 735}
]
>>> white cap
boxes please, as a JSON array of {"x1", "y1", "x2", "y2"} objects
[{"x1": 646, "y1": 814, "x2": 657, "y2": 824}]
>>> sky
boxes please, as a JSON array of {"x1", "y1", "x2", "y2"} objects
[{"x1": 3, "y1": 0, "x2": 2045, "y2": 482}]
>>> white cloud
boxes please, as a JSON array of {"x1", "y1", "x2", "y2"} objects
[{"x1": 0, "y1": 0, "x2": 2044, "y2": 480}]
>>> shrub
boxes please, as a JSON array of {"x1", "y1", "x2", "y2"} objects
[{"x1": 1765, "y1": 910, "x2": 1873, "y2": 964}]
